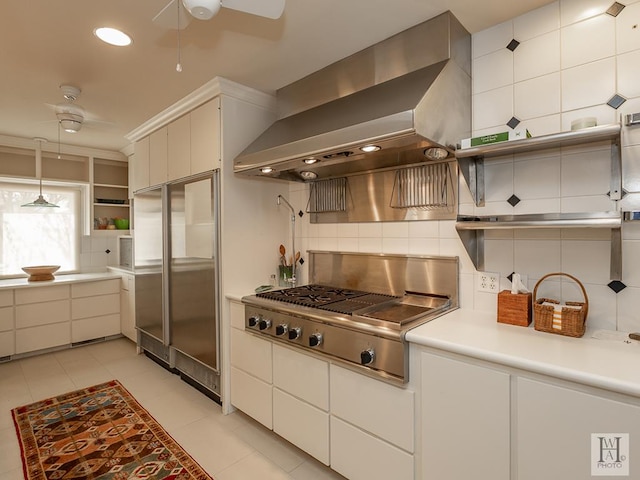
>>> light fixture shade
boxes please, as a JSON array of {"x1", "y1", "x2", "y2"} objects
[
  {"x1": 182, "y1": 0, "x2": 221, "y2": 19},
  {"x1": 60, "y1": 119, "x2": 81, "y2": 133}
]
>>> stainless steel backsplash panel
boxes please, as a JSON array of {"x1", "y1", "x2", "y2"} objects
[
  {"x1": 309, "y1": 251, "x2": 458, "y2": 308},
  {"x1": 308, "y1": 160, "x2": 457, "y2": 223}
]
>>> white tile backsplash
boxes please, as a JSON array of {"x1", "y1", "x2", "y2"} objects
[
  {"x1": 472, "y1": 86, "x2": 514, "y2": 131},
  {"x1": 616, "y1": 2, "x2": 640, "y2": 54},
  {"x1": 514, "y1": 30, "x2": 561, "y2": 82},
  {"x1": 514, "y1": 72, "x2": 561, "y2": 119},
  {"x1": 472, "y1": 20, "x2": 513, "y2": 58},
  {"x1": 617, "y1": 286, "x2": 640, "y2": 332},
  {"x1": 560, "y1": 148, "x2": 611, "y2": 197},
  {"x1": 560, "y1": 239, "x2": 611, "y2": 284},
  {"x1": 514, "y1": 1, "x2": 560, "y2": 41},
  {"x1": 560, "y1": 104, "x2": 617, "y2": 131},
  {"x1": 561, "y1": 57, "x2": 616, "y2": 111},
  {"x1": 617, "y1": 49, "x2": 640, "y2": 99},
  {"x1": 560, "y1": 14, "x2": 615, "y2": 69},
  {"x1": 560, "y1": 0, "x2": 612, "y2": 26},
  {"x1": 473, "y1": 49, "x2": 514, "y2": 94},
  {"x1": 514, "y1": 154, "x2": 561, "y2": 199}
]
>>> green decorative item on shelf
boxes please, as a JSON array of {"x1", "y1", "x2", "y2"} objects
[{"x1": 114, "y1": 218, "x2": 129, "y2": 230}]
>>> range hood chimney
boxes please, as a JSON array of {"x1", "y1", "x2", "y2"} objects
[{"x1": 234, "y1": 11, "x2": 471, "y2": 182}]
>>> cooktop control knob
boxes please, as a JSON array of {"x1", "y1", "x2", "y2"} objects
[
  {"x1": 248, "y1": 316, "x2": 259, "y2": 328},
  {"x1": 309, "y1": 332, "x2": 323, "y2": 347},
  {"x1": 288, "y1": 327, "x2": 301, "y2": 340},
  {"x1": 360, "y1": 348, "x2": 375, "y2": 365},
  {"x1": 275, "y1": 324, "x2": 288, "y2": 336},
  {"x1": 258, "y1": 319, "x2": 271, "y2": 331}
]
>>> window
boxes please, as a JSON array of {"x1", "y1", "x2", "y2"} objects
[{"x1": 0, "y1": 181, "x2": 82, "y2": 276}]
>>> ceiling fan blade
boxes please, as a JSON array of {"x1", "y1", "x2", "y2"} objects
[
  {"x1": 221, "y1": 0, "x2": 285, "y2": 19},
  {"x1": 152, "y1": 0, "x2": 193, "y2": 29}
]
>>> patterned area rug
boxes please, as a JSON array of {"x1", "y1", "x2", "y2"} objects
[{"x1": 12, "y1": 380, "x2": 212, "y2": 480}]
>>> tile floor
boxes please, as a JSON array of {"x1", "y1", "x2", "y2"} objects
[{"x1": 0, "y1": 338, "x2": 346, "y2": 480}]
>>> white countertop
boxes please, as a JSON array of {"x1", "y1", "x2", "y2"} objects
[
  {"x1": 407, "y1": 308, "x2": 640, "y2": 398},
  {"x1": 0, "y1": 271, "x2": 122, "y2": 289}
]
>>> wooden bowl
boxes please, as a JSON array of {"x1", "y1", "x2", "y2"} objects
[{"x1": 22, "y1": 265, "x2": 60, "y2": 282}]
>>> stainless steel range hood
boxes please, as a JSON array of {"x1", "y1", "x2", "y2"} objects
[{"x1": 234, "y1": 11, "x2": 471, "y2": 182}]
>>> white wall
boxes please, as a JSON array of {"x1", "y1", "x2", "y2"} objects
[{"x1": 291, "y1": 0, "x2": 640, "y2": 333}]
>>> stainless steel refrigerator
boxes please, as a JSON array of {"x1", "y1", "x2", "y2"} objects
[{"x1": 134, "y1": 171, "x2": 220, "y2": 401}]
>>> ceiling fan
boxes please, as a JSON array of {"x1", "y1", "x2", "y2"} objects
[
  {"x1": 153, "y1": 0, "x2": 285, "y2": 30},
  {"x1": 45, "y1": 85, "x2": 111, "y2": 134}
]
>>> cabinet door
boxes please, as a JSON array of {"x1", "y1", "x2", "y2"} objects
[
  {"x1": 132, "y1": 137, "x2": 150, "y2": 192},
  {"x1": 517, "y1": 377, "x2": 640, "y2": 480},
  {"x1": 420, "y1": 352, "x2": 510, "y2": 480},
  {"x1": 149, "y1": 126, "x2": 168, "y2": 187},
  {"x1": 230, "y1": 366, "x2": 272, "y2": 429},
  {"x1": 0, "y1": 331, "x2": 13, "y2": 357},
  {"x1": 190, "y1": 98, "x2": 220, "y2": 175},
  {"x1": 273, "y1": 344, "x2": 329, "y2": 410},
  {"x1": 168, "y1": 114, "x2": 191, "y2": 181}
]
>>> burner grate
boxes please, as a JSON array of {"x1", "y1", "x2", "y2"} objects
[{"x1": 257, "y1": 285, "x2": 399, "y2": 314}]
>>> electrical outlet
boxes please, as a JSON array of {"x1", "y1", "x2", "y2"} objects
[{"x1": 478, "y1": 271, "x2": 500, "y2": 293}]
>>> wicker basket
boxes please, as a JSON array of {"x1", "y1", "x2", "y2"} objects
[{"x1": 533, "y1": 272, "x2": 588, "y2": 338}]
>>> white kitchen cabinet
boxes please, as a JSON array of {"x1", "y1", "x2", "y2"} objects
[
  {"x1": 190, "y1": 98, "x2": 220, "y2": 174},
  {"x1": 331, "y1": 416, "x2": 414, "y2": 480},
  {"x1": 15, "y1": 284, "x2": 71, "y2": 354},
  {"x1": 273, "y1": 344, "x2": 330, "y2": 465},
  {"x1": 149, "y1": 126, "x2": 168, "y2": 187},
  {"x1": 419, "y1": 351, "x2": 510, "y2": 480},
  {"x1": 70, "y1": 279, "x2": 120, "y2": 343},
  {"x1": 0, "y1": 290, "x2": 14, "y2": 357},
  {"x1": 230, "y1": 315, "x2": 273, "y2": 429},
  {"x1": 120, "y1": 273, "x2": 136, "y2": 342},
  {"x1": 132, "y1": 136, "x2": 150, "y2": 192},
  {"x1": 330, "y1": 363, "x2": 415, "y2": 453},
  {"x1": 168, "y1": 114, "x2": 191, "y2": 181},
  {"x1": 516, "y1": 377, "x2": 640, "y2": 480}
]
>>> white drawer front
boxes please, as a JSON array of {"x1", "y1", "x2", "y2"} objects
[
  {"x1": 72, "y1": 279, "x2": 120, "y2": 298},
  {"x1": 0, "y1": 330, "x2": 14, "y2": 357},
  {"x1": 72, "y1": 314, "x2": 120, "y2": 343},
  {"x1": 330, "y1": 416, "x2": 413, "y2": 480},
  {"x1": 273, "y1": 344, "x2": 329, "y2": 411},
  {"x1": 15, "y1": 323, "x2": 70, "y2": 354},
  {"x1": 15, "y1": 285, "x2": 69, "y2": 304},
  {"x1": 230, "y1": 328, "x2": 272, "y2": 382},
  {"x1": 16, "y1": 300, "x2": 70, "y2": 328},
  {"x1": 330, "y1": 364, "x2": 414, "y2": 452},
  {"x1": 0, "y1": 306, "x2": 13, "y2": 331},
  {"x1": 72, "y1": 293, "x2": 120, "y2": 320},
  {"x1": 0, "y1": 289, "x2": 13, "y2": 307},
  {"x1": 230, "y1": 366, "x2": 272, "y2": 429},
  {"x1": 230, "y1": 301, "x2": 245, "y2": 330},
  {"x1": 273, "y1": 388, "x2": 330, "y2": 465}
]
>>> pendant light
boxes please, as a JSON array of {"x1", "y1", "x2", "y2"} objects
[{"x1": 21, "y1": 138, "x2": 59, "y2": 208}]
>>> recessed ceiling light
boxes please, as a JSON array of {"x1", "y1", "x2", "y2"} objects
[
  {"x1": 303, "y1": 157, "x2": 318, "y2": 165},
  {"x1": 299, "y1": 171, "x2": 318, "y2": 180},
  {"x1": 360, "y1": 145, "x2": 381, "y2": 153},
  {"x1": 94, "y1": 27, "x2": 132, "y2": 47},
  {"x1": 260, "y1": 167, "x2": 274, "y2": 174}
]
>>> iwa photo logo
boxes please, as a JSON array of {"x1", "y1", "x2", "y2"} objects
[{"x1": 591, "y1": 433, "x2": 629, "y2": 476}]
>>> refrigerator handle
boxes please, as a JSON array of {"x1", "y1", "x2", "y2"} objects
[{"x1": 161, "y1": 183, "x2": 171, "y2": 347}]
